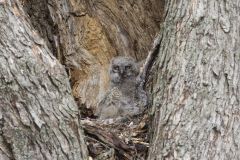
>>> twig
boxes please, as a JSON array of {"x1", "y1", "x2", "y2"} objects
[{"x1": 138, "y1": 33, "x2": 162, "y2": 89}]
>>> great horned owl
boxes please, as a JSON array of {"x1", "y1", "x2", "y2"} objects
[
  {"x1": 109, "y1": 56, "x2": 139, "y2": 96},
  {"x1": 96, "y1": 56, "x2": 147, "y2": 120}
]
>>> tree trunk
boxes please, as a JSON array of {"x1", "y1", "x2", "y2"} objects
[
  {"x1": 0, "y1": 1, "x2": 88, "y2": 160},
  {"x1": 148, "y1": 0, "x2": 240, "y2": 159},
  {"x1": 3, "y1": 0, "x2": 239, "y2": 159}
]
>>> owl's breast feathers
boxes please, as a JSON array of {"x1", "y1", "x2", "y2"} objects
[{"x1": 107, "y1": 87, "x2": 122, "y2": 103}]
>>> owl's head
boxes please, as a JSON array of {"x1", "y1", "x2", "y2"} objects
[{"x1": 110, "y1": 56, "x2": 138, "y2": 83}]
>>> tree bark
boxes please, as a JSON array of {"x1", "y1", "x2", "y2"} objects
[
  {"x1": 3, "y1": 0, "x2": 239, "y2": 159},
  {"x1": 148, "y1": 0, "x2": 240, "y2": 159},
  {"x1": 0, "y1": 1, "x2": 88, "y2": 160}
]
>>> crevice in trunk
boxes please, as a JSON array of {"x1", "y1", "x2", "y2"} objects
[{"x1": 21, "y1": 0, "x2": 61, "y2": 61}]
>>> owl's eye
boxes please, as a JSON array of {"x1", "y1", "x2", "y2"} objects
[
  {"x1": 125, "y1": 65, "x2": 131, "y2": 70},
  {"x1": 113, "y1": 65, "x2": 119, "y2": 71}
]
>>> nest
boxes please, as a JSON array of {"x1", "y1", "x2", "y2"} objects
[{"x1": 81, "y1": 110, "x2": 150, "y2": 160}]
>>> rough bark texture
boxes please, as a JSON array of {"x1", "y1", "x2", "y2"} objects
[
  {"x1": 148, "y1": 0, "x2": 240, "y2": 159},
  {"x1": 20, "y1": 0, "x2": 164, "y2": 110},
  {"x1": 0, "y1": 1, "x2": 88, "y2": 160}
]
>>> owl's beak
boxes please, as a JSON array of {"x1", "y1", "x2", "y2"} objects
[{"x1": 120, "y1": 68, "x2": 124, "y2": 75}]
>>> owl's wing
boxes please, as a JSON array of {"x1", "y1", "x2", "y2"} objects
[
  {"x1": 95, "y1": 87, "x2": 122, "y2": 116},
  {"x1": 95, "y1": 91, "x2": 111, "y2": 116}
]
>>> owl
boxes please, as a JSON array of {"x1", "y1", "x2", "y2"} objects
[
  {"x1": 96, "y1": 87, "x2": 139, "y2": 119},
  {"x1": 109, "y1": 56, "x2": 139, "y2": 97},
  {"x1": 96, "y1": 56, "x2": 147, "y2": 120}
]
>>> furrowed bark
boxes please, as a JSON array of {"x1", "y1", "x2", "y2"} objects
[
  {"x1": 0, "y1": 1, "x2": 88, "y2": 160},
  {"x1": 148, "y1": 0, "x2": 240, "y2": 159}
]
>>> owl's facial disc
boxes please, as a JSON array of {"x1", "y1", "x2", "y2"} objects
[{"x1": 110, "y1": 56, "x2": 138, "y2": 80}]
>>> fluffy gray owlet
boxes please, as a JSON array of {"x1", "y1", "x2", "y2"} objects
[{"x1": 97, "y1": 56, "x2": 146, "y2": 119}]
